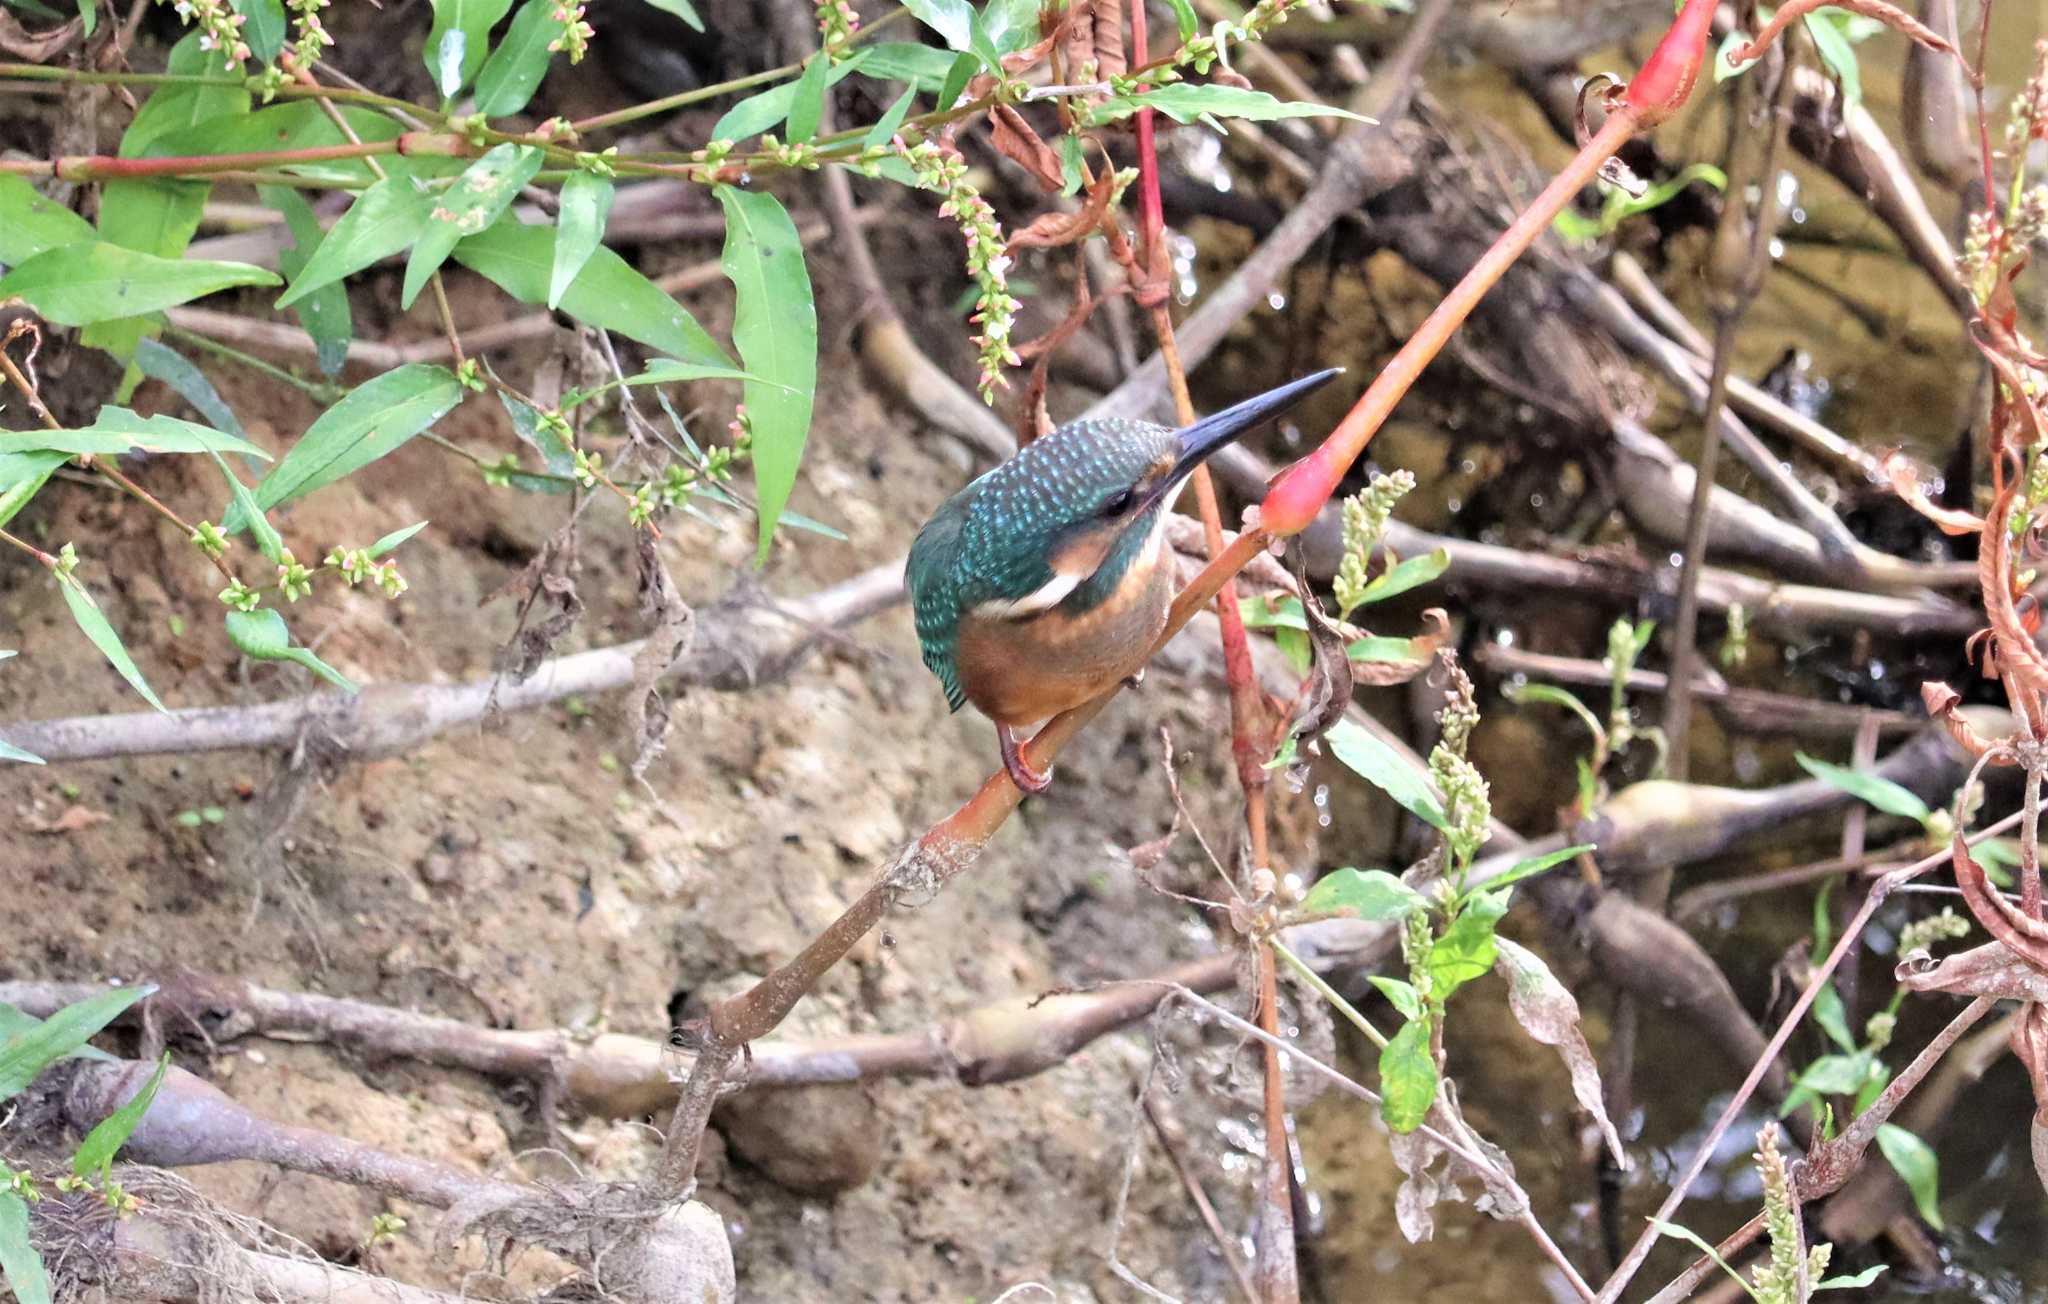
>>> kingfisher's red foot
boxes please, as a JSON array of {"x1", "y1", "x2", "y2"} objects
[{"x1": 997, "y1": 723, "x2": 1055, "y2": 794}]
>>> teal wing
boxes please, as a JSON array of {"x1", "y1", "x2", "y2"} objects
[{"x1": 907, "y1": 487, "x2": 974, "y2": 712}]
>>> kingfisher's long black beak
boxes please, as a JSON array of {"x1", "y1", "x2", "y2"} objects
[{"x1": 1168, "y1": 367, "x2": 1344, "y2": 483}]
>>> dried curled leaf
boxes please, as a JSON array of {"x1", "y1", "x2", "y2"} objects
[
  {"x1": 1350, "y1": 608, "x2": 1451, "y2": 688},
  {"x1": 1977, "y1": 473, "x2": 2048, "y2": 705},
  {"x1": 1493, "y1": 936, "x2": 1629, "y2": 1169},
  {"x1": 990, "y1": 104, "x2": 1066, "y2": 193},
  {"x1": 1897, "y1": 938, "x2": 2048, "y2": 1000},
  {"x1": 1881, "y1": 451, "x2": 1983, "y2": 536},
  {"x1": 1920, "y1": 681, "x2": 2015, "y2": 764},
  {"x1": 1008, "y1": 170, "x2": 1119, "y2": 252},
  {"x1": 1951, "y1": 835, "x2": 2048, "y2": 972}
]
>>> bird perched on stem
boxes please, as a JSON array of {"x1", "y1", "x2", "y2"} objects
[{"x1": 907, "y1": 369, "x2": 1343, "y2": 793}]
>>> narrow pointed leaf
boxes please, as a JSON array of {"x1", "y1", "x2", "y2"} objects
[
  {"x1": 1359, "y1": 547, "x2": 1451, "y2": 603},
  {"x1": 401, "y1": 144, "x2": 542, "y2": 309},
  {"x1": 1300, "y1": 867, "x2": 1427, "y2": 922},
  {"x1": 715, "y1": 186, "x2": 816, "y2": 564},
  {"x1": 23, "y1": 409, "x2": 264, "y2": 459},
  {"x1": 208, "y1": 450, "x2": 284, "y2": 564},
  {"x1": 367, "y1": 521, "x2": 429, "y2": 558},
  {"x1": 0, "y1": 985, "x2": 152, "y2": 1099},
  {"x1": 640, "y1": 0, "x2": 702, "y2": 29},
  {"x1": 72, "y1": 1052, "x2": 170, "y2": 1180},
  {"x1": 1795, "y1": 753, "x2": 1931, "y2": 823},
  {"x1": 1876, "y1": 1123, "x2": 1943, "y2": 1230},
  {"x1": 452, "y1": 220, "x2": 732, "y2": 366},
  {"x1": 1326, "y1": 719, "x2": 1448, "y2": 830},
  {"x1": 548, "y1": 170, "x2": 613, "y2": 310},
  {"x1": 0, "y1": 244, "x2": 277, "y2": 327},
  {"x1": 227, "y1": 365, "x2": 464, "y2": 526},
  {"x1": 860, "y1": 44, "x2": 955, "y2": 92},
  {"x1": 1091, "y1": 84, "x2": 1367, "y2": 127},
  {"x1": 473, "y1": 0, "x2": 559, "y2": 117},
  {"x1": 261, "y1": 185, "x2": 354, "y2": 375},
  {"x1": 0, "y1": 1193, "x2": 50, "y2": 1304},
  {"x1": 862, "y1": 87, "x2": 918, "y2": 153},
  {"x1": 0, "y1": 735, "x2": 43, "y2": 765},
  {"x1": 0, "y1": 452, "x2": 67, "y2": 530},
  {"x1": 58, "y1": 575, "x2": 165, "y2": 711},
  {"x1": 133, "y1": 339, "x2": 246, "y2": 439},
  {"x1": 276, "y1": 176, "x2": 434, "y2": 308},
  {"x1": 710, "y1": 50, "x2": 870, "y2": 143},
  {"x1": 1487, "y1": 844, "x2": 1594, "y2": 893},
  {"x1": 785, "y1": 51, "x2": 831, "y2": 144},
  {"x1": 225, "y1": 608, "x2": 358, "y2": 692}
]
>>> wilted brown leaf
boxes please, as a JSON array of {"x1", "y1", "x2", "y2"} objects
[
  {"x1": 1880, "y1": 450, "x2": 1983, "y2": 536},
  {"x1": 990, "y1": 105, "x2": 1065, "y2": 192},
  {"x1": 1494, "y1": 936, "x2": 1628, "y2": 1168}
]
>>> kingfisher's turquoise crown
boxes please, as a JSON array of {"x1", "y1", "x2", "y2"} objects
[{"x1": 910, "y1": 417, "x2": 1174, "y2": 711}]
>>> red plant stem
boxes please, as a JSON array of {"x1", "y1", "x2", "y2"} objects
[
  {"x1": 1261, "y1": 109, "x2": 1640, "y2": 534},
  {"x1": 20, "y1": 137, "x2": 448, "y2": 181}
]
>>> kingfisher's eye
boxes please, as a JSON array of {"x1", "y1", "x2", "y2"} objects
[{"x1": 1105, "y1": 489, "x2": 1135, "y2": 516}]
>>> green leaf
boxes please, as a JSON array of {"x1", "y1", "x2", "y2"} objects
[
  {"x1": 1647, "y1": 1219, "x2": 1759, "y2": 1302},
  {"x1": 0, "y1": 451, "x2": 68, "y2": 530},
  {"x1": 58, "y1": 573, "x2": 165, "y2": 711},
  {"x1": 1367, "y1": 975, "x2": 1423, "y2": 1022},
  {"x1": 0, "y1": 1192, "x2": 50, "y2": 1304},
  {"x1": 1804, "y1": 9, "x2": 1862, "y2": 110},
  {"x1": 1779, "y1": 1051, "x2": 1876, "y2": 1117},
  {"x1": 72, "y1": 0, "x2": 92, "y2": 32},
  {"x1": 367, "y1": 521, "x2": 429, "y2": 558},
  {"x1": 234, "y1": 0, "x2": 286, "y2": 61},
  {"x1": 1359, "y1": 547, "x2": 1450, "y2": 604},
  {"x1": 860, "y1": 42, "x2": 957, "y2": 92},
  {"x1": 709, "y1": 50, "x2": 870, "y2": 143},
  {"x1": 0, "y1": 175, "x2": 93, "y2": 266},
  {"x1": 1485, "y1": 845, "x2": 1593, "y2": 894},
  {"x1": 72, "y1": 1052, "x2": 169, "y2": 1181},
  {"x1": 276, "y1": 176, "x2": 434, "y2": 308},
  {"x1": 224, "y1": 608, "x2": 358, "y2": 692},
  {"x1": 980, "y1": 0, "x2": 1038, "y2": 53},
  {"x1": 425, "y1": 0, "x2": 514, "y2": 96},
  {"x1": 1325, "y1": 719, "x2": 1449, "y2": 831},
  {"x1": 1377, "y1": 1016, "x2": 1437, "y2": 1133},
  {"x1": 228, "y1": 364, "x2": 465, "y2": 525},
  {"x1": 1715, "y1": 27, "x2": 1761, "y2": 81},
  {"x1": 1814, "y1": 1264, "x2": 1889, "y2": 1292},
  {"x1": 401, "y1": 143, "x2": 543, "y2": 309},
  {"x1": 863, "y1": 88, "x2": 919, "y2": 157},
  {"x1": 0, "y1": 244, "x2": 277, "y2": 328},
  {"x1": 261, "y1": 185, "x2": 354, "y2": 376},
  {"x1": 1504, "y1": 681, "x2": 1605, "y2": 743},
  {"x1": 1299, "y1": 867, "x2": 1427, "y2": 922},
  {"x1": 473, "y1": 0, "x2": 560, "y2": 117},
  {"x1": 1427, "y1": 885, "x2": 1510, "y2": 997},
  {"x1": 1876, "y1": 1123, "x2": 1943, "y2": 1229},
  {"x1": 133, "y1": 339, "x2": 246, "y2": 441},
  {"x1": 1091, "y1": 84, "x2": 1366, "y2": 128},
  {"x1": 1811, "y1": 981, "x2": 1858, "y2": 1054},
  {"x1": 0, "y1": 735, "x2": 43, "y2": 765},
  {"x1": 452, "y1": 220, "x2": 734, "y2": 366},
  {"x1": 904, "y1": 0, "x2": 973, "y2": 49},
  {"x1": 208, "y1": 450, "x2": 284, "y2": 565},
  {"x1": 23, "y1": 408, "x2": 265, "y2": 460},
  {"x1": 118, "y1": 32, "x2": 249, "y2": 156},
  {"x1": 1058, "y1": 132, "x2": 1085, "y2": 196},
  {"x1": 1162, "y1": 0, "x2": 1198, "y2": 40},
  {"x1": 1796, "y1": 753, "x2": 1932, "y2": 824},
  {"x1": 715, "y1": 186, "x2": 817, "y2": 564},
  {"x1": 639, "y1": 0, "x2": 701, "y2": 29},
  {"x1": 0, "y1": 985, "x2": 152, "y2": 1100},
  {"x1": 935, "y1": 49, "x2": 977, "y2": 112},
  {"x1": 151, "y1": 102, "x2": 403, "y2": 188},
  {"x1": 786, "y1": 51, "x2": 831, "y2": 144},
  {"x1": 498, "y1": 391, "x2": 573, "y2": 478},
  {"x1": 547, "y1": 170, "x2": 613, "y2": 310}
]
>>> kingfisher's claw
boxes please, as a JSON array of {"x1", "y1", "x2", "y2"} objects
[{"x1": 998, "y1": 723, "x2": 1055, "y2": 794}]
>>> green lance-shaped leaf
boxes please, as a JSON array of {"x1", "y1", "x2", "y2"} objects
[
  {"x1": 154, "y1": 102, "x2": 404, "y2": 189},
  {"x1": 710, "y1": 50, "x2": 872, "y2": 143},
  {"x1": 425, "y1": 0, "x2": 515, "y2": 97},
  {"x1": 73, "y1": 0, "x2": 94, "y2": 34},
  {"x1": 0, "y1": 174, "x2": 93, "y2": 267},
  {"x1": 208, "y1": 450, "x2": 285, "y2": 565},
  {"x1": 1795, "y1": 752, "x2": 1932, "y2": 824},
  {"x1": 1299, "y1": 867, "x2": 1428, "y2": 922},
  {"x1": 234, "y1": 0, "x2": 287, "y2": 61},
  {"x1": 0, "y1": 1192, "x2": 50, "y2": 1304},
  {"x1": 1485, "y1": 844, "x2": 1594, "y2": 894},
  {"x1": 368, "y1": 521, "x2": 429, "y2": 558},
  {"x1": 0, "y1": 985, "x2": 154, "y2": 1100},
  {"x1": 859, "y1": 43, "x2": 957, "y2": 92},
  {"x1": 1426, "y1": 884, "x2": 1511, "y2": 999},
  {"x1": 1803, "y1": 9, "x2": 1863, "y2": 110},
  {"x1": 277, "y1": 176, "x2": 435, "y2": 309},
  {"x1": 1162, "y1": 0, "x2": 1198, "y2": 39},
  {"x1": 226, "y1": 365, "x2": 465, "y2": 528},
  {"x1": 401, "y1": 144, "x2": 543, "y2": 309},
  {"x1": 640, "y1": 0, "x2": 702, "y2": 29},
  {"x1": 57, "y1": 571, "x2": 166, "y2": 711},
  {"x1": 1357, "y1": 547, "x2": 1451, "y2": 605},
  {"x1": 0, "y1": 653, "x2": 43, "y2": 763},
  {"x1": 22, "y1": 408, "x2": 266, "y2": 460},
  {"x1": 0, "y1": 245, "x2": 278, "y2": 328},
  {"x1": 1090, "y1": 84, "x2": 1368, "y2": 128},
  {"x1": 1368, "y1": 975, "x2": 1424, "y2": 1021},
  {"x1": 785, "y1": 50, "x2": 832, "y2": 145},
  {"x1": 863, "y1": 87, "x2": 919, "y2": 154},
  {"x1": 1876, "y1": 1123, "x2": 1944, "y2": 1230},
  {"x1": 224, "y1": 608, "x2": 358, "y2": 692},
  {"x1": 549, "y1": 171, "x2": 614, "y2": 310},
  {"x1": 261, "y1": 186, "x2": 355, "y2": 377},
  {"x1": 715, "y1": 185, "x2": 817, "y2": 565},
  {"x1": 1325, "y1": 718, "x2": 1449, "y2": 831},
  {"x1": 72, "y1": 1052, "x2": 170, "y2": 1181},
  {"x1": 452, "y1": 221, "x2": 734, "y2": 367},
  {"x1": 1378, "y1": 1016, "x2": 1438, "y2": 1133},
  {"x1": 0, "y1": 452, "x2": 68, "y2": 531},
  {"x1": 474, "y1": 0, "x2": 561, "y2": 118},
  {"x1": 133, "y1": 340, "x2": 247, "y2": 441}
]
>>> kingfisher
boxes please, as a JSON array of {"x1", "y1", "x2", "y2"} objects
[{"x1": 907, "y1": 368, "x2": 1343, "y2": 793}]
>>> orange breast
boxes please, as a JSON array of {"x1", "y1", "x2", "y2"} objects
[{"x1": 954, "y1": 556, "x2": 1175, "y2": 725}]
